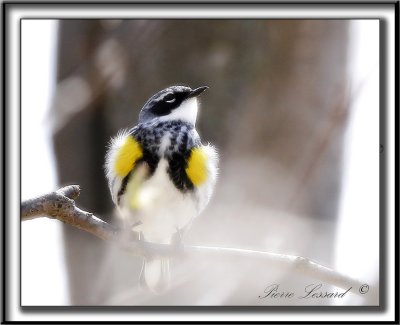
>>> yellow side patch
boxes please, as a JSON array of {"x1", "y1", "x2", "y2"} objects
[
  {"x1": 114, "y1": 136, "x2": 143, "y2": 178},
  {"x1": 186, "y1": 146, "x2": 208, "y2": 186}
]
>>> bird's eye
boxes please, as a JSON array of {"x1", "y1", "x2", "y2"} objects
[{"x1": 164, "y1": 93, "x2": 175, "y2": 103}]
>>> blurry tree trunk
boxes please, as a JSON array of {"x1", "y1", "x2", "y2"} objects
[
  {"x1": 228, "y1": 20, "x2": 350, "y2": 220},
  {"x1": 52, "y1": 20, "x2": 137, "y2": 305},
  {"x1": 52, "y1": 20, "x2": 349, "y2": 305},
  {"x1": 223, "y1": 20, "x2": 350, "y2": 266}
]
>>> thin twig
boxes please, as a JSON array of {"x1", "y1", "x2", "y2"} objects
[{"x1": 21, "y1": 185, "x2": 367, "y2": 295}]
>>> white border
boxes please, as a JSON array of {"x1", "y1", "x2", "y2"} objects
[{"x1": 6, "y1": 3, "x2": 396, "y2": 323}]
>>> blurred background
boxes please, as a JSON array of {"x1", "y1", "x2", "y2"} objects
[{"x1": 21, "y1": 19, "x2": 379, "y2": 306}]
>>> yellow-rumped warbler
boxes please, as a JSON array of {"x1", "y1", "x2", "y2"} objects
[{"x1": 105, "y1": 85, "x2": 218, "y2": 292}]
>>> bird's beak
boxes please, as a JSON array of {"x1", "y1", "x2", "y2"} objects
[{"x1": 187, "y1": 86, "x2": 209, "y2": 98}]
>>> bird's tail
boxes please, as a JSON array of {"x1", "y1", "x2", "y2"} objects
[{"x1": 140, "y1": 257, "x2": 170, "y2": 294}]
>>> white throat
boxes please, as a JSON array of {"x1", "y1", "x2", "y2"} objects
[{"x1": 159, "y1": 97, "x2": 198, "y2": 125}]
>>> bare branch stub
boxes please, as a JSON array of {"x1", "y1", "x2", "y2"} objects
[{"x1": 57, "y1": 185, "x2": 81, "y2": 200}]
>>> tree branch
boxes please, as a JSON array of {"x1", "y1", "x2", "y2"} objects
[
  {"x1": 21, "y1": 185, "x2": 120, "y2": 242},
  {"x1": 21, "y1": 185, "x2": 367, "y2": 296}
]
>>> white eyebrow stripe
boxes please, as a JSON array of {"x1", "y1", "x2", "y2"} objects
[{"x1": 154, "y1": 92, "x2": 173, "y2": 102}]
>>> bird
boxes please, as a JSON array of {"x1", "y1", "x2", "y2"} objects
[{"x1": 105, "y1": 85, "x2": 218, "y2": 293}]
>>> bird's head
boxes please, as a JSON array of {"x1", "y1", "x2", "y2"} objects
[{"x1": 138, "y1": 85, "x2": 208, "y2": 125}]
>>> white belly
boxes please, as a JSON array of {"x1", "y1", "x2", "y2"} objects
[{"x1": 119, "y1": 159, "x2": 198, "y2": 244}]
